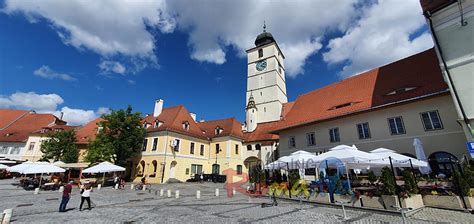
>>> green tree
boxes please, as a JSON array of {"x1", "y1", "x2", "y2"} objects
[
  {"x1": 368, "y1": 171, "x2": 378, "y2": 185},
  {"x1": 402, "y1": 169, "x2": 418, "y2": 195},
  {"x1": 85, "y1": 105, "x2": 146, "y2": 167},
  {"x1": 40, "y1": 129, "x2": 79, "y2": 163},
  {"x1": 380, "y1": 167, "x2": 396, "y2": 195}
]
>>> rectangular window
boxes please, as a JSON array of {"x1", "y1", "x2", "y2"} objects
[
  {"x1": 174, "y1": 139, "x2": 180, "y2": 152},
  {"x1": 258, "y1": 49, "x2": 263, "y2": 57},
  {"x1": 0, "y1": 146, "x2": 8, "y2": 154},
  {"x1": 142, "y1": 139, "x2": 148, "y2": 151},
  {"x1": 191, "y1": 164, "x2": 203, "y2": 174},
  {"x1": 237, "y1": 165, "x2": 243, "y2": 175},
  {"x1": 28, "y1": 142, "x2": 35, "y2": 151},
  {"x1": 306, "y1": 132, "x2": 316, "y2": 146},
  {"x1": 215, "y1": 144, "x2": 220, "y2": 154},
  {"x1": 10, "y1": 147, "x2": 20, "y2": 154},
  {"x1": 152, "y1": 138, "x2": 158, "y2": 151},
  {"x1": 190, "y1": 142, "x2": 195, "y2": 154},
  {"x1": 388, "y1": 116, "x2": 406, "y2": 135},
  {"x1": 235, "y1": 144, "x2": 239, "y2": 154},
  {"x1": 288, "y1": 136, "x2": 296, "y2": 148},
  {"x1": 200, "y1": 145, "x2": 204, "y2": 156},
  {"x1": 357, "y1": 123, "x2": 371, "y2": 139},
  {"x1": 420, "y1": 110, "x2": 443, "y2": 131},
  {"x1": 329, "y1": 128, "x2": 340, "y2": 143}
]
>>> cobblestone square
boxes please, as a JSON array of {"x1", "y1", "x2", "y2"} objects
[{"x1": 1, "y1": 179, "x2": 473, "y2": 223}]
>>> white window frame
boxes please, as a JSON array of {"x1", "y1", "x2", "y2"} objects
[
  {"x1": 306, "y1": 132, "x2": 316, "y2": 146},
  {"x1": 356, "y1": 122, "x2": 371, "y2": 139},
  {"x1": 387, "y1": 116, "x2": 406, "y2": 135},
  {"x1": 329, "y1": 128, "x2": 340, "y2": 143},
  {"x1": 420, "y1": 110, "x2": 444, "y2": 131},
  {"x1": 289, "y1": 136, "x2": 296, "y2": 148}
]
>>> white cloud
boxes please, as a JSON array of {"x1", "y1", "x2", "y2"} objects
[
  {"x1": 3, "y1": 0, "x2": 357, "y2": 77},
  {"x1": 98, "y1": 60, "x2": 126, "y2": 75},
  {"x1": 127, "y1": 80, "x2": 136, "y2": 85},
  {"x1": 323, "y1": 0, "x2": 434, "y2": 78},
  {"x1": 0, "y1": 92, "x2": 64, "y2": 112},
  {"x1": 166, "y1": 0, "x2": 357, "y2": 77},
  {"x1": 0, "y1": 92, "x2": 106, "y2": 125},
  {"x1": 33, "y1": 65, "x2": 76, "y2": 81}
]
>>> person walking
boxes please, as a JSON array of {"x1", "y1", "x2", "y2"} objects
[
  {"x1": 59, "y1": 181, "x2": 73, "y2": 212},
  {"x1": 79, "y1": 184, "x2": 92, "y2": 211}
]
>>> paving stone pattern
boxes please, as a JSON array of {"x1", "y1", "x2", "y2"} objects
[{"x1": 0, "y1": 179, "x2": 472, "y2": 223}]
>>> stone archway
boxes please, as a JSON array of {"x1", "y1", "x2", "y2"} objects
[{"x1": 244, "y1": 156, "x2": 262, "y2": 181}]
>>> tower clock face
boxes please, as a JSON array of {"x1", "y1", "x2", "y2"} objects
[{"x1": 256, "y1": 59, "x2": 267, "y2": 71}]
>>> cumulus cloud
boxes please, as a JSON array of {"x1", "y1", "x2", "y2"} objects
[
  {"x1": 98, "y1": 60, "x2": 126, "y2": 75},
  {"x1": 0, "y1": 92, "x2": 64, "y2": 112},
  {"x1": 3, "y1": 0, "x2": 357, "y2": 77},
  {"x1": 166, "y1": 0, "x2": 357, "y2": 77},
  {"x1": 34, "y1": 65, "x2": 76, "y2": 81},
  {"x1": 323, "y1": 0, "x2": 434, "y2": 78},
  {"x1": 0, "y1": 92, "x2": 106, "y2": 125}
]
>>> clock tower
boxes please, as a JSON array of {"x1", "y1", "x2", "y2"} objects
[{"x1": 245, "y1": 24, "x2": 288, "y2": 125}]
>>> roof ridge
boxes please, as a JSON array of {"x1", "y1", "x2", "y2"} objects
[{"x1": 0, "y1": 110, "x2": 31, "y2": 130}]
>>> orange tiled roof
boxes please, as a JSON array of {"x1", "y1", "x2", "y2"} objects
[
  {"x1": 143, "y1": 105, "x2": 208, "y2": 140},
  {"x1": 0, "y1": 109, "x2": 30, "y2": 130},
  {"x1": 0, "y1": 111, "x2": 65, "y2": 142},
  {"x1": 75, "y1": 118, "x2": 104, "y2": 144},
  {"x1": 244, "y1": 121, "x2": 280, "y2": 143},
  {"x1": 198, "y1": 118, "x2": 245, "y2": 139},
  {"x1": 271, "y1": 48, "x2": 448, "y2": 132}
]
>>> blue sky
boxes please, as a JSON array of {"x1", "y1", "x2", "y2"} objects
[{"x1": 0, "y1": 0, "x2": 433, "y2": 125}]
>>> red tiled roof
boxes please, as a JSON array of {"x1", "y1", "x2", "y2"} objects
[
  {"x1": 244, "y1": 121, "x2": 280, "y2": 143},
  {"x1": 143, "y1": 105, "x2": 208, "y2": 140},
  {"x1": 271, "y1": 48, "x2": 448, "y2": 132},
  {"x1": 0, "y1": 109, "x2": 29, "y2": 130},
  {"x1": 0, "y1": 111, "x2": 65, "y2": 142},
  {"x1": 198, "y1": 118, "x2": 244, "y2": 139},
  {"x1": 76, "y1": 118, "x2": 103, "y2": 144},
  {"x1": 420, "y1": 0, "x2": 456, "y2": 14}
]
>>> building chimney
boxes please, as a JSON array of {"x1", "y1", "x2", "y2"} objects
[
  {"x1": 59, "y1": 112, "x2": 64, "y2": 120},
  {"x1": 190, "y1": 112, "x2": 196, "y2": 121},
  {"x1": 154, "y1": 99, "x2": 164, "y2": 117}
]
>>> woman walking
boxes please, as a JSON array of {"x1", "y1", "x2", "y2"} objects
[{"x1": 79, "y1": 184, "x2": 92, "y2": 211}]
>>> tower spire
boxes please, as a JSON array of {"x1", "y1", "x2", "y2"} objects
[{"x1": 263, "y1": 21, "x2": 266, "y2": 32}]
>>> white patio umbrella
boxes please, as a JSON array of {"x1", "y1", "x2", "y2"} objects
[
  {"x1": 52, "y1": 161, "x2": 66, "y2": 166},
  {"x1": 82, "y1": 161, "x2": 126, "y2": 185},
  {"x1": 280, "y1": 151, "x2": 319, "y2": 178},
  {"x1": 6, "y1": 161, "x2": 43, "y2": 173},
  {"x1": 19, "y1": 163, "x2": 65, "y2": 188},
  {"x1": 0, "y1": 164, "x2": 8, "y2": 170},
  {"x1": 264, "y1": 156, "x2": 292, "y2": 170},
  {"x1": 310, "y1": 145, "x2": 388, "y2": 169},
  {"x1": 414, "y1": 138, "x2": 431, "y2": 174},
  {"x1": 370, "y1": 148, "x2": 429, "y2": 168}
]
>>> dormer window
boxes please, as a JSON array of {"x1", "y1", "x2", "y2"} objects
[
  {"x1": 97, "y1": 126, "x2": 104, "y2": 134},
  {"x1": 385, "y1": 87, "x2": 417, "y2": 96},
  {"x1": 154, "y1": 120, "x2": 162, "y2": 128},
  {"x1": 329, "y1": 102, "x2": 359, "y2": 110},
  {"x1": 182, "y1": 121, "x2": 190, "y2": 131},
  {"x1": 215, "y1": 127, "x2": 223, "y2": 135},
  {"x1": 143, "y1": 122, "x2": 148, "y2": 128}
]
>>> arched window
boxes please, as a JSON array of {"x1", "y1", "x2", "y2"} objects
[
  {"x1": 255, "y1": 144, "x2": 261, "y2": 151},
  {"x1": 151, "y1": 160, "x2": 157, "y2": 177},
  {"x1": 247, "y1": 145, "x2": 252, "y2": 151},
  {"x1": 428, "y1": 151, "x2": 458, "y2": 177}
]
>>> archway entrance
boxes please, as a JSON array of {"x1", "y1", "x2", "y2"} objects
[
  {"x1": 428, "y1": 151, "x2": 458, "y2": 177},
  {"x1": 244, "y1": 156, "x2": 262, "y2": 182}
]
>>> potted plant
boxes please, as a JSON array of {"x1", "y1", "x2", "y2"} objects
[
  {"x1": 360, "y1": 172, "x2": 385, "y2": 209},
  {"x1": 422, "y1": 171, "x2": 466, "y2": 209},
  {"x1": 399, "y1": 170, "x2": 423, "y2": 209},
  {"x1": 368, "y1": 171, "x2": 378, "y2": 185},
  {"x1": 379, "y1": 167, "x2": 399, "y2": 210}
]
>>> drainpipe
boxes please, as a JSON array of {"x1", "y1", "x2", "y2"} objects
[{"x1": 424, "y1": 11, "x2": 473, "y2": 139}]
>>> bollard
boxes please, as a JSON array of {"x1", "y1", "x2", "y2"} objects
[
  {"x1": 167, "y1": 189, "x2": 171, "y2": 198},
  {"x1": 232, "y1": 187, "x2": 236, "y2": 196},
  {"x1": 175, "y1": 190, "x2": 180, "y2": 199},
  {"x1": 59, "y1": 186, "x2": 64, "y2": 193},
  {"x1": 160, "y1": 189, "x2": 164, "y2": 197},
  {"x1": 215, "y1": 188, "x2": 219, "y2": 197},
  {"x1": 130, "y1": 184, "x2": 134, "y2": 190},
  {"x1": 34, "y1": 188, "x2": 39, "y2": 195},
  {"x1": 115, "y1": 184, "x2": 119, "y2": 190},
  {"x1": 2, "y1": 208, "x2": 13, "y2": 224},
  {"x1": 97, "y1": 184, "x2": 102, "y2": 190},
  {"x1": 196, "y1": 190, "x2": 201, "y2": 199},
  {"x1": 155, "y1": 190, "x2": 158, "y2": 195},
  {"x1": 142, "y1": 185, "x2": 147, "y2": 191}
]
